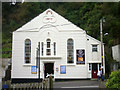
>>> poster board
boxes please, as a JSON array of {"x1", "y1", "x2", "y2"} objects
[
  {"x1": 60, "y1": 65, "x2": 66, "y2": 74},
  {"x1": 76, "y1": 49, "x2": 85, "y2": 64},
  {"x1": 31, "y1": 66, "x2": 37, "y2": 74}
]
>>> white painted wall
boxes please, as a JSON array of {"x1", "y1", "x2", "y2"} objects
[
  {"x1": 12, "y1": 27, "x2": 104, "y2": 79},
  {"x1": 11, "y1": 8, "x2": 105, "y2": 79}
]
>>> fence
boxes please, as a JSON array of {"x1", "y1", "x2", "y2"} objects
[
  {"x1": 2, "y1": 82, "x2": 42, "y2": 89},
  {"x1": 2, "y1": 75, "x2": 53, "y2": 89}
]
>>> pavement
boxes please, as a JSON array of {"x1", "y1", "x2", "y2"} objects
[{"x1": 53, "y1": 80, "x2": 106, "y2": 89}]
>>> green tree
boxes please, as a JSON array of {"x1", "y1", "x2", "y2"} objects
[{"x1": 105, "y1": 70, "x2": 120, "y2": 89}]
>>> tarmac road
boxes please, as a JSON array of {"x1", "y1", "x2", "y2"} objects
[{"x1": 53, "y1": 80, "x2": 106, "y2": 89}]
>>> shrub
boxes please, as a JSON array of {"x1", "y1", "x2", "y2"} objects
[{"x1": 105, "y1": 69, "x2": 120, "y2": 89}]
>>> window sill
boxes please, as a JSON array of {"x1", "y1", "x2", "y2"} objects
[
  {"x1": 40, "y1": 56, "x2": 61, "y2": 59},
  {"x1": 92, "y1": 51, "x2": 98, "y2": 53},
  {"x1": 23, "y1": 64, "x2": 33, "y2": 66},
  {"x1": 66, "y1": 64, "x2": 76, "y2": 66}
]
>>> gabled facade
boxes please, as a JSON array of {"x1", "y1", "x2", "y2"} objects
[{"x1": 11, "y1": 9, "x2": 105, "y2": 83}]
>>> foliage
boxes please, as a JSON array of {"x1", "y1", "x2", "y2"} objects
[
  {"x1": 2, "y1": 2, "x2": 120, "y2": 58},
  {"x1": 105, "y1": 69, "x2": 120, "y2": 89}
]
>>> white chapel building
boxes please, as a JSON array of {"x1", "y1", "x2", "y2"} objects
[{"x1": 11, "y1": 9, "x2": 105, "y2": 83}]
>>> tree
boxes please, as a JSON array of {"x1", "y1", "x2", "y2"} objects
[{"x1": 105, "y1": 69, "x2": 120, "y2": 89}]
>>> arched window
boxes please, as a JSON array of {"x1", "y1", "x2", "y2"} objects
[
  {"x1": 46, "y1": 39, "x2": 51, "y2": 55},
  {"x1": 67, "y1": 39, "x2": 74, "y2": 63},
  {"x1": 25, "y1": 39, "x2": 31, "y2": 63},
  {"x1": 41, "y1": 42, "x2": 44, "y2": 56},
  {"x1": 54, "y1": 42, "x2": 56, "y2": 55}
]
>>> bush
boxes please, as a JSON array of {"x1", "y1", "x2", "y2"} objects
[{"x1": 105, "y1": 69, "x2": 120, "y2": 89}]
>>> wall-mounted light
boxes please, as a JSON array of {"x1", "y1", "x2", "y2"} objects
[{"x1": 104, "y1": 33, "x2": 108, "y2": 36}]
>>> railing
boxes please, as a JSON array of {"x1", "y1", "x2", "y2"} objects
[
  {"x1": 2, "y1": 82, "x2": 42, "y2": 89},
  {"x1": 2, "y1": 75, "x2": 53, "y2": 89},
  {"x1": 11, "y1": 83, "x2": 41, "y2": 89}
]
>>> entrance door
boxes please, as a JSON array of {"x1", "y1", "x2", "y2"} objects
[
  {"x1": 44, "y1": 63, "x2": 54, "y2": 78},
  {"x1": 92, "y1": 63, "x2": 98, "y2": 78}
]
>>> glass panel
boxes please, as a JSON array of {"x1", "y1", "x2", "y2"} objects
[
  {"x1": 47, "y1": 42, "x2": 50, "y2": 48},
  {"x1": 67, "y1": 39, "x2": 74, "y2": 63},
  {"x1": 89, "y1": 64, "x2": 91, "y2": 70},
  {"x1": 92, "y1": 64, "x2": 97, "y2": 71},
  {"x1": 46, "y1": 39, "x2": 51, "y2": 55},
  {"x1": 47, "y1": 39, "x2": 51, "y2": 42},
  {"x1": 41, "y1": 42, "x2": 44, "y2": 56},
  {"x1": 92, "y1": 45, "x2": 97, "y2": 52},
  {"x1": 25, "y1": 39, "x2": 31, "y2": 63},
  {"x1": 46, "y1": 49, "x2": 51, "y2": 55},
  {"x1": 54, "y1": 42, "x2": 56, "y2": 55}
]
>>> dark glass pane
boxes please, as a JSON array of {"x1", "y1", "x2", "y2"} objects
[
  {"x1": 92, "y1": 45, "x2": 97, "y2": 52},
  {"x1": 41, "y1": 42, "x2": 44, "y2": 56},
  {"x1": 25, "y1": 60, "x2": 30, "y2": 63},
  {"x1": 47, "y1": 42, "x2": 50, "y2": 48},
  {"x1": 92, "y1": 48, "x2": 97, "y2": 52},
  {"x1": 25, "y1": 39, "x2": 31, "y2": 63},
  {"x1": 67, "y1": 39, "x2": 74, "y2": 63},
  {"x1": 54, "y1": 42, "x2": 56, "y2": 55},
  {"x1": 46, "y1": 49, "x2": 51, "y2": 55}
]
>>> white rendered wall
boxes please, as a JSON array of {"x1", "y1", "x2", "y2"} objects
[
  {"x1": 12, "y1": 9, "x2": 105, "y2": 80},
  {"x1": 12, "y1": 26, "x2": 104, "y2": 79}
]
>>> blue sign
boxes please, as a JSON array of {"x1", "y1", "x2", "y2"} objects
[
  {"x1": 32, "y1": 66, "x2": 37, "y2": 74},
  {"x1": 60, "y1": 66, "x2": 66, "y2": 74},
  {"x1": 2, "y1": 85, "x2": 8, "y2": 89}
]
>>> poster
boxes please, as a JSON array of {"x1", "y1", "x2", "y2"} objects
[
  {"x1": 60, "y1": 66, "x2": 66, "y2": 74},
  {"x1": 31, "y1": 66, "x2": 37, "y2": 74},
  {"x1": 76, "y1": 49, "x2": 85, "y2": 64}
]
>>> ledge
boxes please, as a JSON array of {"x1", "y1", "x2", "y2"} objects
[
  {"x1": 40, "y1": 56, "x2": 62, "y2": 59},
  {"x1": 87, "y1": 61, "x2": 101, "y2": 63},
  {"x1": 23, "y1": 64, "x2": 33, "y2": 66},
  {"x1": 66, "y1": 64, "x2": 76, "y2": 66}
]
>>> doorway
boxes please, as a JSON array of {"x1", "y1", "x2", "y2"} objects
[
  {"x1": 44, "y1": 63, "x2": 54, "y2": 78},
  {"x1": 92, "y1": 63, "x2": 98, "y2": 78}
]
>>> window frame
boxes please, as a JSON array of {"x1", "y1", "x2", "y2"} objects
[
  {"x1": 89, "y1": 63, "x2": 91, "y2": 71},
  {"x1": 92, "y1": 45, "x2": 98, "y2": 52},
  {"x1": 25, "y1": 39, "x2": 31, "y2": 64},
  {"x1": 41, "y1": 42, "x2": 44, "y2": 56},
  {"x1": 67, "y1": 38, "x2": 74, "y2": 64},
  {"x1": 46, "y1": 39, "x2": 51, "y2": 55},
  {"x1": 54, "y1": 42, "x2": 56, "y2": 55}
]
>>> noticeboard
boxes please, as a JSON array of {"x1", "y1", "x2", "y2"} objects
[
  {"x1": 76, "y1": 49, "x2": 85, "y2": 64},
  {"x1": 60, "y1": 65, "x2": 66, "y2": 74},
  {"x1": 31, "y1": 66, "x2": 37, "y2": 74}
]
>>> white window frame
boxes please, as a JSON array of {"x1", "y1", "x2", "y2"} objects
[
  {"x1": 67, "y1": 38, "x2": 74, "y2": 64},
  {"x1": 24, "y1": 39, "x2": 31, "y2": 64},
  {"x1": 46, "y1": 39, "x2": 51, "y2": 55},
  {"x1": 92, "y1": 45, "x2": 98, "y2": 52},
  {"x1": 89, "y1": 63, "x2": 91, "y2": 71},
  {"x1": 53, "y1": 42, "x2": 56, "y2": 55},
  {"x1": 41, "y1": 42, "x2": 44, "y2": 56}
]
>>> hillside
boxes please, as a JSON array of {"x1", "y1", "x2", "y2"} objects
[{"x1": 2, "y1": 2, "x2": 120, "y2": 58}]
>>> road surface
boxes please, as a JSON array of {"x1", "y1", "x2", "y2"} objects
[{"x1": 53, "y1": 80, "x2": 106, "y2": 89}]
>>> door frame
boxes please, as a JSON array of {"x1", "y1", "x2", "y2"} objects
[
  {"x1": 44, "y1": 62, "x2": 54, "y2": 78},
  {"x1": 92, "y1": 63, "x2": 98, "y2": 79}
]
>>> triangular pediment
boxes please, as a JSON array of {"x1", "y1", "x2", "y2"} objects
[{"x1": 16, "y1": 8, "x2": 84, "y2": 32}]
